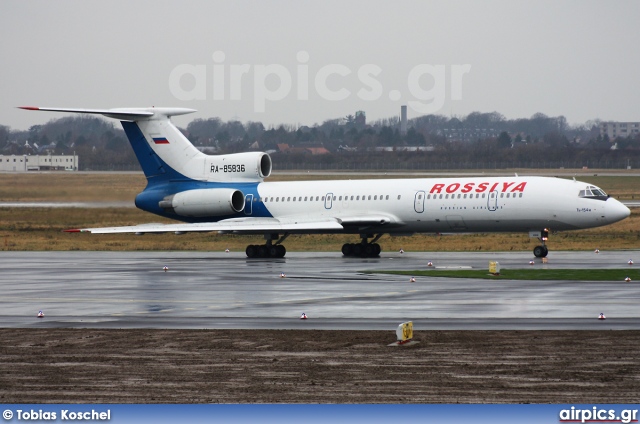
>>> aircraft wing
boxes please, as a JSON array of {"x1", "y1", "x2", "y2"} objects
[
  {"x1": 64, "y1": 214, "x2": 402, "y2": 235},
  {"x1": 65, "y1": 217, "x2": 345, "y2": 234}
]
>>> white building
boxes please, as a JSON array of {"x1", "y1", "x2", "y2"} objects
[
  {"x1": 600, "y1": 122, "x2": 640, "y2": 140},
  {"x1": 0, "y1": 154, "x2": 79, "y2": 172}
]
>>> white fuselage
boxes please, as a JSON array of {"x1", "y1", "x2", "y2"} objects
[{"x1": 254, "y1": 176, "x2": 629, "y2": 234}]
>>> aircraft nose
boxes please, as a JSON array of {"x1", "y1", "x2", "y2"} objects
[{"x1": 606, "y1": 198, "x2": 631, "y2": 223}]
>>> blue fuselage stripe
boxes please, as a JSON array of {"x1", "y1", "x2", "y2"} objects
[{"x1": 135, "y1": 181, "x2": 273, "y2": 223}]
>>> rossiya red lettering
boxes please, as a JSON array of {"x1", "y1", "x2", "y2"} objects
[{"x1": 429, "y1": 181, "x2": 527, "y2": 194}]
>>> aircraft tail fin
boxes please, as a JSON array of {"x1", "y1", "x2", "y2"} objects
[
  {"x1": 18, "y1": 106, "x2": 202, "y2": 183},
  {"x1": 19, "y1": 106, "x2": 271, "y2": 184}
]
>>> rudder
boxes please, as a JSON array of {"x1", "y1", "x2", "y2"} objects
[{"x1": 121, "y1": 121, "x2": 169, "y2": 180}]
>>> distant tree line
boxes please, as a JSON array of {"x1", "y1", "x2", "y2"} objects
[{"x1": 1, "y1": 111, "x2": 639, "y2": 170}]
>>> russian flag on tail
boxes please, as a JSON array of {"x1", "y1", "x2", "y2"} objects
[{"x1": 153, "y1": 137, "x2": 170, "y2": 144}]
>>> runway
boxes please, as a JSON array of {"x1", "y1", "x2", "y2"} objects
[{"x1": 2, "y1": 250, "x2": 639, "y2": 330}]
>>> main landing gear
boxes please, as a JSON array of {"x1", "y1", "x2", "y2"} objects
[
  {"x1": 342, "y1": 234, "x2": 383, "y2": 258},
  {"x1": 245, "y1": 233, "x2": 288, "y2": 258},
  {"x1": 533, "y1": 228, "x2": 549, "y2": 258}
]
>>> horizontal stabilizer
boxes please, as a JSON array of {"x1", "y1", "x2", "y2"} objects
[{"x1": 18, "y1": 106, "x2": 196, "y2": 121}]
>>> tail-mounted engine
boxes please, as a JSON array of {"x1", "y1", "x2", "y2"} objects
[
  {"x1": 159, "y1": 188, "x2": 245, "y2": 217},
  {"x1": 205, "y1": 152, "x2": 272, "y2": 182}
]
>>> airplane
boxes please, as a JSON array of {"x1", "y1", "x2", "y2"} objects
[{"x1": 20, "y1": 106, "x2": 631, "y2": 259}]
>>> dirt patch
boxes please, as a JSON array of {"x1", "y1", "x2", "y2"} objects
[{"x1": 0, "y1": 329, "x2": 638, "y2": 403}]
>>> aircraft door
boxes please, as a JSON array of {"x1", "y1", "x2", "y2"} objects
[
  {"x1": 324, "y1": 192, "x2": 333, "y2": 209},
  {"x1": 487, "y1": 190, "x2": 498, "y2": 211},
  {"x1": 414, "y1": 191, "x2": 425, "y2": 213},
  {"x1": 244, "y1": 194, "x2": 253, "y2": 215}
]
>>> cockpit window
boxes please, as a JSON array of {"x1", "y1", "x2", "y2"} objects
[{"x1": 579, "y1": 185, "x2": 608, "y2": 200}]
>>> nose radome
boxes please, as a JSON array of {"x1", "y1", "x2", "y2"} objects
[{"x1": 607, "y1": 199, "x2": 631, "y2": 223}]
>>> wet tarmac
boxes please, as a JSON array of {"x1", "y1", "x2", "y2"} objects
[{"x1": 1, "y1": 250, "x2": 639, "y2": 330}]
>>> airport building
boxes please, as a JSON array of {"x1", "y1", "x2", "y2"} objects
[
  {"x1": 0, "y1": 154, "x2": 79, "y2": 172},
  {"x1": 600, "y1": 121, "x2": 640, "y2": 140}
]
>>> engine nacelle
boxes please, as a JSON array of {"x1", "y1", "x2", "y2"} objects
[
  {"x1": 159, "y1": 188, "x2": 245, "y2": 217},
  {"x1": 205, "y1": 152, "x2": 272, "y2": 181}
]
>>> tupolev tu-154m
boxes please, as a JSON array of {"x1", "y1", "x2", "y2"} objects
[{"x1": 20, "y1": 106, "x2": 631, "y2": 258}]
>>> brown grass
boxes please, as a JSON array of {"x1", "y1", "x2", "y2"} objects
[
  {"x1": 0, "y1": 173, "x2": 146, "y2": 202},
  {"x1": 0, "y1": 172, "x2": 638, "y2": 252},
  {"x1": 0, "y1": 207, "x2": 638, "y2": 252}
]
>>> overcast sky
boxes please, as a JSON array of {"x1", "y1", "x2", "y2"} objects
[{"x1": 2, "y1": 0, "x2": 638, "y2": 130}]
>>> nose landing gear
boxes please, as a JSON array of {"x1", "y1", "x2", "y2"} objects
[{"x1": 533, "y1": 228, "x2": 549, "y2": 258}]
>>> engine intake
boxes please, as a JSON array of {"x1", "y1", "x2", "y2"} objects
[
  {"x1": 159, "y1": 188, "x2": 245, "y2": 217},
  {"x1": 205, "y1": 152, "x2": 272, "y2": 181}
]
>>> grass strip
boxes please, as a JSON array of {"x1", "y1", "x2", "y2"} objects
[{"x1": 372, "y1": 268, "x2": 639, "y2": 281}]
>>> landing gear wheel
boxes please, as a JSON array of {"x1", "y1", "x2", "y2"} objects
[
  {"x1": 533, "y1": 245, "x2": 548, "y2": 258},
  {"x1": 363, "y1": 243, "x2": 374, "y2": 257},
  {"x1": 245, "y1": 243, "x2": 286, "y2": 258},
  {"x1": 342, "y1": 235, "x2": 383, "y2": 258},
  {"x1": 342, "y1": 242, "x2": 381, "y2": 257},
  {"x1": 246, "y1": 245, "x2": 257, "y2": 258}
]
